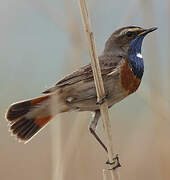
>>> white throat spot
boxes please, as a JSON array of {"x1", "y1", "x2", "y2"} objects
[{"x1": 137, "y1": 53, "x2": 143, "y2": 59}]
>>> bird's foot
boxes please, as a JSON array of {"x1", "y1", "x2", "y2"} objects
[
  {"x1": 96, "y1": 94, "x2": 108, "y2": 105},
  {"x1": 106, "y1": 154, "x2": 121, "y2": 170}
]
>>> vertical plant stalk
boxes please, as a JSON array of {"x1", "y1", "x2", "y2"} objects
[
  {"x1": 103, "y1": 169, "x2": 108, "y2": 180},
  {"x1": 78, "y1": 0, "x2": 120, "y2": 179}
]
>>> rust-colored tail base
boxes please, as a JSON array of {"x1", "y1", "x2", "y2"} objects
[{"x1": 6, "y1": 95, "x2": 52, "y2": 142}]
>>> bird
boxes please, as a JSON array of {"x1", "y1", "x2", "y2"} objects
[{"x1": 5, "y1": 26, "x2": 157, "y2": 150}]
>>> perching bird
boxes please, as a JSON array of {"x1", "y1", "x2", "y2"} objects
[{"x1": 6, "y1": 26, "x2": 157, "y2": 149}]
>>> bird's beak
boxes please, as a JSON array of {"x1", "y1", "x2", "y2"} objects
[{"x1": 138, "y1": 27, "x2": 158, "y2": 37}]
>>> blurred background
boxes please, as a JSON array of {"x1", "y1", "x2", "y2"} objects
[{"x1": 0, "y1": 0, "x2": 170, "y2": 179}]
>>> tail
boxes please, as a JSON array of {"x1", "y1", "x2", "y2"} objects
[{"x1": 6, "y1": 95, "x2": 61, "y2": 142}]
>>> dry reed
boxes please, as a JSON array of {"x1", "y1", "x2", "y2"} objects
[{"x1": 78, "y1": 0, "x2": 120, "y2": 179}]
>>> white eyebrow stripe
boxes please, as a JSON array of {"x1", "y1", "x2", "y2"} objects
[{"x1": 137, "y1": 53, "x2": 143, "y2": 59}]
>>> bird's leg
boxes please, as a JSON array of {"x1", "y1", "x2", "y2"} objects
[
  {"x1": 89, "y1": 110, "x2": 108, "y2": 152},
  {"x1": 89, "y1": 110, "x2": 121, "y2": 170}
]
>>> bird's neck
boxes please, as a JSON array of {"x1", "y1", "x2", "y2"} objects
[{"x1": 128, "y1": 36, "x2": 144, "y2": 80}]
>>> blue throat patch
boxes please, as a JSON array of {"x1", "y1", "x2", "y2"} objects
[{"x1": 128, "y1": 36, "x2": 144, "y2": 80}]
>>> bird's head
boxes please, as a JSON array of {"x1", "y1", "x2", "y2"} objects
[{"x1": 104, "y1": 26, "x2": 157, "y2": 56}]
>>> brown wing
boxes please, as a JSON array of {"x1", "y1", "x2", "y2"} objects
[{"x1": 42, "y1": 55, "x2": 122, "y2": 94}]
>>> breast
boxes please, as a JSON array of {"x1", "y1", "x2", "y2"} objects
[{"x1": 120, "y1": 60, "x2": 141, "y2": 95}]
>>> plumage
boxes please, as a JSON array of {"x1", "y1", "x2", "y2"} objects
[
  {"x1": 128, "y1": 35, "x2": 144, "y2": 79},
  {"x1": 120, "y1": 60, "x2": 141, "y2": 94},
  {"x1": 43, "y1": 54, "x2": 120, "y2": 93},
  {"x1": 5, "y1": 26, "x2": 157, "y2": 143}
]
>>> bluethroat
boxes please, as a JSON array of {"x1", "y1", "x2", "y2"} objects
[{"x1": 6, "y1": 26, "x2": 157, "y2": 150}]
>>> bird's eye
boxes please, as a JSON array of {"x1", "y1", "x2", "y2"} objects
[{"x1": 126, "y1": 31, "x2": 133, "y2": 37}]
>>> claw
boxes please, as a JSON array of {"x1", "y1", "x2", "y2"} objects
[
  {"x1": 106, "y1": 154, "x2": 121, "y2": 170},
  {"x1": 96, "y1": 94, "x2": 108, "y2": 105}
]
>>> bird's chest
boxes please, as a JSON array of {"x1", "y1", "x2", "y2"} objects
[{"x1": 120, "y1": 60, "x2": 141, "y2": 95}]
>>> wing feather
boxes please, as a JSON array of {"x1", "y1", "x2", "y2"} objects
[{"x1": 43, "y1": 55, "x2": 122, "y2": 94}]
